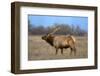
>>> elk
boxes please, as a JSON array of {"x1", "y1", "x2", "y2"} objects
[{"x1": 41, "y1": 27, "x2": 76, "y2": 55}]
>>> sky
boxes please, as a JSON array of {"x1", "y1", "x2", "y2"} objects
[{"x1": 28, "y1": 15, "x2": 88, "y2": 31}]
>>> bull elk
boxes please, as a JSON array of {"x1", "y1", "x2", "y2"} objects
[{"x1": 41, "y1": 27, "x2": 76, "y2": 55}]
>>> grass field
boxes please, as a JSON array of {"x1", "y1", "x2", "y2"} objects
[{"x1": 28, "y1": 35, "x2": 88, "y2": 60}]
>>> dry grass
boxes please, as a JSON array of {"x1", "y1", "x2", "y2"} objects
[{"x1": 28, "y1": 35, "x2": 88, "y2": 60}]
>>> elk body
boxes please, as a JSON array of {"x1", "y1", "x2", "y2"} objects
[{"x1": 42, "y1": 27, "x2": 76, "y2": 55}]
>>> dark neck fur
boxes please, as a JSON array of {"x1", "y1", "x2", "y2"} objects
[{"x1": 46, "y1": 36, "x2": 54, "y2": 46}]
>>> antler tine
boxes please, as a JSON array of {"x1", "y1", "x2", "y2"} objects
[{"x1": 50, "y1": 27, "x2": 60, "y2": 34}]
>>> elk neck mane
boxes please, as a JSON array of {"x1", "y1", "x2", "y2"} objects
[{"x1": 46, "y1": 35, "x2": 54, "y2": 46}]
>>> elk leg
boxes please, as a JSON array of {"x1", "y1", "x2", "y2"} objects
[
  {"x1": 73, "y1": 47, "x2": 76, "y2": 55},
  {"x1": 69, "y1": 41, "x2": 74, "y2": 55},
  {"x1": 70, "y1": 48, "x2": 73, "y2": 55},
  {"x1": 70, "y1": 47, "x2": 76, "y2": 55},
  {"x1": 55, "y1": 48, "x2": 58, "y2": 55},
  {"x1": 61, "y1": 49, "x2": 63, "y2": 54}
]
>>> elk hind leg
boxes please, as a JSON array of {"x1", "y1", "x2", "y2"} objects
[
  {"x1": 61, "y1": 49, "x2": 63, "y2": 54},
  {"x1": 70, "y1": 47, "x2": 76, "y2": 56},
  {"x1": 73, "y1": 47, "x2": 76, "y2": 55},
  {"x1": 70, "y1": 48, "x2": 73, "y2": 55}
]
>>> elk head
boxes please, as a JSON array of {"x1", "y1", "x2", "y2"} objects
[
  {"x1": 42, "y1": 27, "x2": 60, "y2": 40},
  {"x1": 42, "y1": 27, "x2": 60, "y2": 46}
]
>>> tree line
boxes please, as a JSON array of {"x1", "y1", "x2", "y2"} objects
[{"x1": 28, "y1": 21, "x2": 87, "y2": 36}]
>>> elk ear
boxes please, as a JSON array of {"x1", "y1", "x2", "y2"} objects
[
  {"x1": 45, "y1": 33, "x2": 49, "y2": 36},
  {"x1": 49, "y1": 34, "x2": 54, "y2": 38},
  {"x1": 46, "y1": 33, "x2": 50, "y2": 36}
]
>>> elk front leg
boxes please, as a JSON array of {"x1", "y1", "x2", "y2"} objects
[{"x1": 55, "y1": 48, "x2": 58, "y2": 55}]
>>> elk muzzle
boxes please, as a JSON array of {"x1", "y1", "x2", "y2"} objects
[{"x1": 41, "y1": 35, "x2": 47, "y2": 40}]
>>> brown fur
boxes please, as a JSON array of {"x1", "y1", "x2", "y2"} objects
[{"x1": 42, "y1": 34, "x2": 76, "y2": 55}]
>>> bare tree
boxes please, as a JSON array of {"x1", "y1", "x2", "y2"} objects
[{"x1": 28, "y1": 20, "x2": 87, "y2": 36}]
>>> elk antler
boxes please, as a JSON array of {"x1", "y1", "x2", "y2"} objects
[{"x1": 50, "y1": 27, "x2": 60, "y2": 34}]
